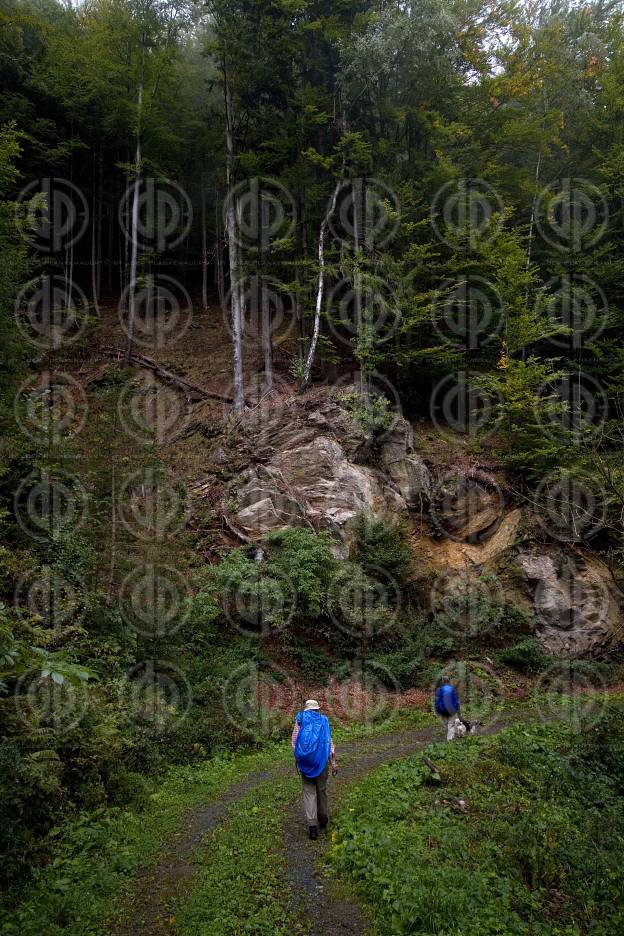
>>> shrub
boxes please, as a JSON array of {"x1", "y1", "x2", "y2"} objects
[
  {"x1": 351, "y1": 513, "x2": 413, "y2": 584},
  {"x1": 365, "y1": 645, "x2": 428, "y2": 690},
  {"x1": 496, "y1": 636, "x2": 550, "y2": 673},
  {"x1": 294, "y1": 645, "x2": 334, "y2": 684},
  {"x1": 330, "y1": 712, "x2": 624, "y2": 935}
]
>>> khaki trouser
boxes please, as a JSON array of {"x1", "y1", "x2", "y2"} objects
[{"x1": 301, "y1": 763, "x2": 329, "y2": 826}]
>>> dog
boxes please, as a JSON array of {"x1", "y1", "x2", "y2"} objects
[{"x1": 448, "y1": 716, "x2": 478, "y2": 740}]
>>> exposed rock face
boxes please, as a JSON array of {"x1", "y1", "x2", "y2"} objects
[
  {"x1": 432, "y1": 472, "x2": 504, "y2": 544},
  {"x1": 231, "y1": 388, "x2": 431, "y2": 542},
  {"x1": 218, "y1": 385, "x2": 624, "y2": 660},
  {"x1": 517, "y1": 549, "x2": 622, "y2": 659}
]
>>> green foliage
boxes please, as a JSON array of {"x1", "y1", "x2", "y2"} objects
[
  {"x1": 0, "y1": 745, "x2": 290, "y2": 935},
  {"x1": 330, "y1": 712, "x2": 624, "y2": 935},
  {"x1": 351, "y1": 512, "x2": 413, "y2": 584},
  {"x1": 432, "y1": 586, "x2": 535, "y2": 649},
  {"x1": 364, "y1": 643, "x2": 429, "y2": 691},
  {"x1": 175, "y1": 778, "x2": 301, "y2": 936},
  {"x1": 496, "y1": 637, "x2": 551, "y2": 674},
  {"x1": 340, "y1": 391, "x2": 394, "y2": 448}
]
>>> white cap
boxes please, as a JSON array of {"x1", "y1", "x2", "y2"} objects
[{"x1": 304, "y1": 699, "x2": 320, "y2": 711}]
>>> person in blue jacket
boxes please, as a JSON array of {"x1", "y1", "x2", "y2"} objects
[
  {"x1": 434, "y1": 676, "x2": 461, "y2": 741},
  {"x1": 291, "y1": 699, "x2": 337, "y2": 840}
]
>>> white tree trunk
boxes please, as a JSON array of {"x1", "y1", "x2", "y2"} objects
[
  {"x1": 299, "y1": 180, "x2": 341, "y2": 392},
  {"x1": 201, "y1": 175, "x2": 208, "y2": 311},
  {"x1": 261, "y1": 196, "x2": 273, "y2": 391},
  {"x1": 223, "y1": 61, "x2": 245, "y2": 413},
  {"x1": 215, "y1": 199, "x2": 225, "y2": 307},
  {"x1": 124, "y1": 42, "x2": 145, "y2": 364}
]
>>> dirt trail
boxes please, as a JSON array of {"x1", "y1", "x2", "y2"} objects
[
  {"x1": 111, "y1": 770, "x2": 275, "y2": 935},
  {"x1": 283, "y1": 727, "x2": 442, "y2": 936},
  {"x1": 109, "y1": 727, "x2": 437, "y2": 935},
  {"x1": 111, "y1": 718, "x2": 523, "y2": 935}
]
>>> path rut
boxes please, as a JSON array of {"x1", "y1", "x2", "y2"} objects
[{"x1": 111, "y1": 717, "x2": 522, "y2": 935}]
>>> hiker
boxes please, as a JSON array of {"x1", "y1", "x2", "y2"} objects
[
  {"x1": 292, "y1": 699, "x2": 337, "y2": 840},
  {"x1": 434, "y1": 677, "x2": 462, "y2": 741}
]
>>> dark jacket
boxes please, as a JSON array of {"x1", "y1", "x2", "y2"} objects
[{"x1": 435, "y1": 683, "x2": 460, "y2": 717}]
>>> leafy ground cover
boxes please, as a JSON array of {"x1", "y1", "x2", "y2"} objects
[
  {"x1": 329, "y1": 706, "x2": 624, "y2": 935},
  {"x1": 0, "y1": 707, "x2": 433, "y2": 935},
  {"x1": 175, "y1": 777, "x2": 302, "y2": 936},
  {"x1": 0, "y1": 746, "x2": 284, "y2": 936}
]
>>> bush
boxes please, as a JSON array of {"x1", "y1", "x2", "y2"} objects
[
  {"x1": 330, "y1": 712, "x2": 624, "y2": 935},
  {"x1": 294, "y1": 645, "x2": 334, "y2": 684},
  {"x1": 351, "y1": 513, "x2": 413, "y2": 584},
  {"x1": 496, "y1": 636, "x2": 550, "y2": 673},
  {"x1": 365, "y1": 645, "x2": 428, "y2": 690}
]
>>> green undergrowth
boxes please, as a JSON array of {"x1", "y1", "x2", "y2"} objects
[
  {"x1": 329, "y1": 706, "x2": 624, "y2": 935},
  {"x1": 175, "y1": 776, "x2": 303, "y2": 936},
  {"x1": 0, "y1": 708, "x2": 437, "y2": 935},
  {"x1": 0, "y1": 745, "x2": 287, "y2": 936}
]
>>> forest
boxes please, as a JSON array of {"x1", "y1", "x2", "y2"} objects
[{"x1": 1, "y1": 0, "x2": 624, "y2": 933}]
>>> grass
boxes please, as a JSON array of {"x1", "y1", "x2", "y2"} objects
[
  {"x1": 0, "y1": 709, "x2": 435, "y2": 936},
  {"x1": 4, "y1": 696, "x2": 614, "y2": 935},
  {"x1": 328, "y1": 706, "x2": 624, "y2": 936},
  {"x1": 0, "y1": 745, "x2": 288, "y2": 936},
  {"x1": 175, "y1": 777, "x2": 303, "y2": 936}
]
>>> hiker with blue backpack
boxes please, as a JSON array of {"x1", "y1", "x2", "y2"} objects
[
  {"x1": 292, "y1": 699, "x2": 337, "y2": 840},
  {"x1": 434, "y1": 676, "x2": 463, "y2": 740}
]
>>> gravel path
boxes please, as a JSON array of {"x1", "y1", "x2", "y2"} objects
[{"x1": 111, "y1": 716, "x2": 523, "y2": 935}]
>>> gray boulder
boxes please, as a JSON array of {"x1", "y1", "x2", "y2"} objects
[{"x1": 517, "y1": 549, "x2": 622, "y2": 658}]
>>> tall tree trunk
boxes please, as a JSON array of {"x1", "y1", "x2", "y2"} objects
[
  {"x1": 125, "y1": 40, "x2": 145, "y2": 364},
  {"x1": 91, "y1": 148, "x2": 98, "y2": 308},
  {"x1": 215, "y1": 197, "x2": 225, "y2": 307},
  {"x1": 260, "y1": 196, "x2": 273, "y2": 390},
  {"x1": 201, "y1": 174, "x2": 209, "y2": 311},
  {"x1": 97, "y1": 146, "x2": 103, "y2": 300},
  {"x1": 353, "y1": 177, "x2": 369, "y2": 398},
  {"x1": 299, "y1": 179, "x2": 341, "y2": 392},
  {"x1": 223, "y1": 59, "x2": 245, "y2": 413}
]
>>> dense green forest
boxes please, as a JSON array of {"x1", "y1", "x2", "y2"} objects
[{"x1": 1, "y1": 0, "x2": 624, "y2": 933}]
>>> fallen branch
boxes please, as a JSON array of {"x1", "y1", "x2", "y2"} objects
[
  {"x1": 422, "y1": 755, "x2": 442, "y2": 785},
  {"x1": 221, "y1": 512, "x2": 255, "y2": 544},
  {"x1": 102, "y1": 348, "x2": 234, "y2": 403}
]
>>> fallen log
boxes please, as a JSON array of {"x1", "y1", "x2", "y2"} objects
[
  {"x1": 221, "y1": 512, "x2": 255, "y2": 545},
  {"x1": 101, "y1": 348, "x2": 234, "y2": 403}
]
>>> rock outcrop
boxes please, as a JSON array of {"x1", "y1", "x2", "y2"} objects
[
  {"x1": 516, "y1": 549, "x2": 622, "y2": 659},
  {"x1": 213, "y1": 385, "x2": 623, "y2": 659},
  {"x1": 229, "y1": 387, "x2": 430, "y2": 544}
]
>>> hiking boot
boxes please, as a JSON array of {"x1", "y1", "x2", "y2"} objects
[
  {"x1": 308, "y1": 825, "x2": 318, "y2": 840},
  {"x1": 318, "y1": 816, "x2": 328, "y2": 831}
]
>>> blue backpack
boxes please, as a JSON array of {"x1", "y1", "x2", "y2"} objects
[{"x1": 435, "y1": 683, "x2": 459, "y2": 717}]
